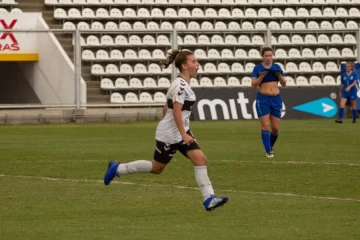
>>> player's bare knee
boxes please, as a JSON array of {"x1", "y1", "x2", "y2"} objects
[
  {"x1": 151, "y1": 170, "x2": 163, "y2": 174},
  {"x1": 151, "y1": 161, "x2": 166, "y2": 174},
  {"x1": 271, "y1": 127, "x2": 279, "y2": 135},
  {"x1": 261, "y1": 123, "x2": 271, "y2": 131},
  {"x1": 151, "y1": 166, "x2": 164, "y2": 174},
  {"x1": 194, "y1": 155, "x2": 207, "y2": 166}
]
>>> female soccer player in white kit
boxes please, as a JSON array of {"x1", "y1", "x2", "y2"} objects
[{"x1": 104, "y1": 49, "x2": 228, "y2": 211}]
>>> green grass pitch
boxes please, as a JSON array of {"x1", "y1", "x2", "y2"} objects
[{"x1": 0, "y1": 119, "x2": 359, "y2": 240}]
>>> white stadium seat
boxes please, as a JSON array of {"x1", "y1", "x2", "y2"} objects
[
  {"x1": 55, "y1": 8, "x2": 67, "y2": 18},
  {"x1": 242, "y1": 77, "x2": 252, "y2": 87},
  {"x1": 323, "y1": 76, "x2": 336, "y2": 85},
  {"x1": 101, "y1": 78, "x2": 115, "y2": 90},
  {"x1": 288, "y1": 48, "x2": 301, "y2": 58},
  {"x1": 285, "y1": 76, "x2": 296, "y2": 86},
  {"x1": 245, "y1": 63, "x2": 255, "y2": 72},
  {"x1": 143, "y1": 78, "x2": 157, "y2": 88},
  {"x1": 299, "y1": 62, "x2": 312, "y2": 72},
  {"x1": 110, "y1": 50, "x2": 123, "y2": 60},
  {"x1": 231, "y1": 63, "x2": 244, "y2": 72},
  {"x1": 190, "y1": 78, "x2": 199, "y2": 88},
  {"x1": 154, "y1": 92, "x2": 167, "y2": 103},
  {"x1": 125, "y1": 92, "x2": 139, "y2": 103},
  {"x1": 200, "y1": 77, "x2": 213, "y2": 87},
  {"x1": 309, "y1": 76, "x2": 323, "y2": 86},
  {"x1": 91, "y1": 64, "x2": 105, "y2": 75},
  {"x1": 296, "y1": 76, "x2": 309, "y2": 86},
  {"x1": 120, "y1": 64, "x2": 133, "y2": 74},
  {"x1": 106, "y1": 64, "x2": 120, "y2": 74},
  {"x1": 228, "y1": 77, "x2": 241, "y2": 87},
  {"x1": 115, "y1": 78, "x2": 129, "y2": 88},
  {"x1": 101, "y1": 35, "x2": 114, "y2": 45},
  {"x1": 214, "y1": 77, "x2": 227, "y2": 87},
  {"x1": 129, "y1": 78, "x2": 143, "y2": 88},
  {"x1": 96, "y1": 50, "x2": 110, "y2": 60},
  {"x1": 139, "y1": 92, "x2": 154, "y2": 103},
  {"x1": 158, "y1": 77, "x2": 170, "y2": 88},
  {"x1": 218, "y1": 62, "x2": 231, "y2": 72},
  {"x1": 111, "y1": 93, "x2": 125, "y2": 103}
]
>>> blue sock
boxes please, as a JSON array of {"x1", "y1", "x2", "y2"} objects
[
  {"x1": 261, "y1": 130, "x2": 271, "y2": 153},
  {"x1": 270, "y1": 132, "x2": 278, "y2": 148},
  {"x1": 338, "y1": 108, "x2": 344, "y2": 120},
  {"x1": 352, "y1": 109, "x2": 357, "y2": 122}
]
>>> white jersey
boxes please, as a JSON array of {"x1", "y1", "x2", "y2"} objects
[{"x1": 155, "y1": 77, "x2": 196, "y2": 144}]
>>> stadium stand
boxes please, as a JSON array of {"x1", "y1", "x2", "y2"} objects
[
  {"x1": 40, "y1": 0, "x2": 359, "y2": 104},
  {"x1": 0, "y1": 1, "x2": 20, "y2": 13}
]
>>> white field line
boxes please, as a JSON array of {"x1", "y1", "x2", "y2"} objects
[
  {"x1": 220, "y1": 160, "x2": 360, "y2": 167},
  {"x1": 10, "y1": 159, "x2": 360, "y2": 167},
  {"x1": 0, "y1": 174, "x2": 359, "y2": 203}
]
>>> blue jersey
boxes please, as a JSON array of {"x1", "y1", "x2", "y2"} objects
[
  {"x1": 341, "y1": 71, "x2": 358, "y2": 90},
  {"x1": 251, "y1": 63, "x2": 284, "y2": 85}
]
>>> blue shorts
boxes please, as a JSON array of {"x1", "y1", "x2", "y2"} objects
[
  {"x1": 341, "y1": 91, "x2": 357, "y2": 101},
  {"x1": 256, "y1": 92, "x2": 283, "y2": 118}
]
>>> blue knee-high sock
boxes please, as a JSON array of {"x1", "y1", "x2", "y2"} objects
[
  {"x1": 352, "y1": 109, "x2": 357, "y2": 122},
  {"x1": 338, "y1": 108, "x2": 344, "y2": 120},
  {"x1": 261, "y1": 130, "x2": 271, "y2": 153},
  {"x1": 270, "y1": 132, "x2": 278, "y2": 148}
]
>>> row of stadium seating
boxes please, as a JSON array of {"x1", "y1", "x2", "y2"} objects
[
  {"x1": 91, "y1": 62, "x2": 344, "y2": 75},
  {"x1": 0, "y1": 7, "x2": 21, "y2": 13},
  {"x1": 107, "y1": 73, "x2": 342, "y2": 103},
  {"x1": 0, "y1": 0, "x2": 17, "y2": 4},
  {"x1": 110, "y1": 92, "x2": 166, "y2": 104},
  {"x1": 101, "y1": 75, "x2": 339, "y2": 90},
  {"x1": 82, "y1": 48, "x2": 358, "y2": 61},
  {"x1": 54, "y1": 7, "x2": 360, "y2": 19},
  {"x1": 43, "y1": 0, "x2": 359, "y2": 104},
  {"x1": 45, "y1": 0, "x2": 360, "y2": 5},
  {"x1": 75, "y1": 34, "x2": 357, "y2": 46},
  {"x1": 62, "y1": 20, "x2": 360, "y2": 30}
]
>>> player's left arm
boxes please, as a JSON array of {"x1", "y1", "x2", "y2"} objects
[
  {"x1": 347, "y1": 73, "x2": 358, "y2": 90},
  {"x1": 274, "y1": 65, "x2": 286, "y2": 87},
  {"x1": 352, "y1": 73, "x2": 359, "y2": 88},
  {"x1": 348, "y1": 80, "x2": 357, "y2": 89}
]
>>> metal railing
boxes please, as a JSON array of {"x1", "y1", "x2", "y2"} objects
[{"x1": 0, "y1": 28, "x2": 359, "y2": 109}]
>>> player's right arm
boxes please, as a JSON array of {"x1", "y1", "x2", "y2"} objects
[
  {"x1": 173, "y1": 102, "x2": 193, "y2": 144},
  {"x1": 340, "y1": 83, "x2": 343, "y2": 95},
  {"x1": 162, "y1": 104, "x2": 167, "y2": 118},
  {"x1": 172, "y1": 83, "x2": 194, "y2": 144},
  {"x1": 251, "y1": 66, "x2": 269, "y2": 88},
  {"x1": 339, "y1": 74, "x2": 343, "y2": 93}
]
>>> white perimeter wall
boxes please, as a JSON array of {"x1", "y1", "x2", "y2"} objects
[{"x1": 19, "y1": 17, "x2": 87, "y2": 106}]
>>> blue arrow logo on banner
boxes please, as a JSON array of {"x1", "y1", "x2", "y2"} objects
[{"x1": 292, "y1": 98, "x2": 337, "y2": 118}]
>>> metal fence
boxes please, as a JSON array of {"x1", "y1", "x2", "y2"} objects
[{"x1": 0, "y1": 28, "x2": 359, "y2": 110}]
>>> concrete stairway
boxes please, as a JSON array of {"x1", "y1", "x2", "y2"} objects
[{"x1": 16, "y1": 0, "x2": 109, "y2": 103}]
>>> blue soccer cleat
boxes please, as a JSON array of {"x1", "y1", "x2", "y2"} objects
[
  {"x1": 104, "y1": 161, "x2": 119, "y2": 185},
  {"x1": 203, "y1": 195, "x2": 229, "y2": 212},
  {"x1": 335, "y1": 119, "x2": 343, "y2": 124}
]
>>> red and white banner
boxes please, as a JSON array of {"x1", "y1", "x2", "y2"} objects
[{"x1": 0, "y1": 13, "x2": 42, "y2": 61}]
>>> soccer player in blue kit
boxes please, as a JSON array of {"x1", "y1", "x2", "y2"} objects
[
  {"x1": 335, "y1": 62, "x2": 359, "y2": 123},
  {"x1": 251, "y1": 47, "x2": 287, "y2": 157}
]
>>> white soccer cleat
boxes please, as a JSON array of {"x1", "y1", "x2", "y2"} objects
[
  {"x1": 270, "y1": 148, "x2": 274, "y2": 155},
  {"x1": 203, "y1": 195, "x2": 229, "y2": 211}
]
